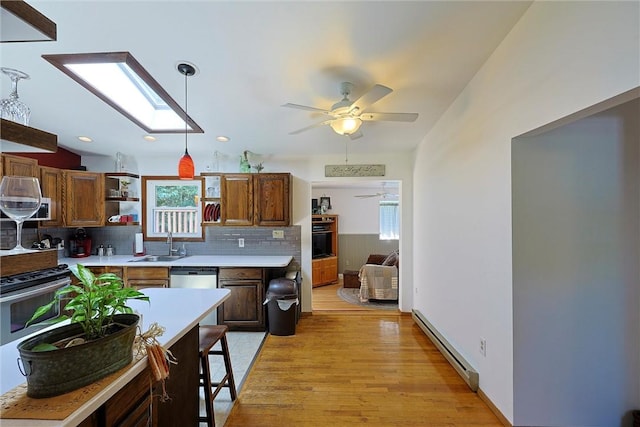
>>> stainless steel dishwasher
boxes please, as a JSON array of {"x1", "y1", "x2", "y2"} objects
[{"x1": 170, "y1": 267, "x2": 218, "y2": 325}]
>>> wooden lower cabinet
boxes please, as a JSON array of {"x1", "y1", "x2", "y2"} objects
[
  {"x1": 87, "y1": 266, "x2": 123, "y2": 278},
  {"x1": 102, "y1": 367, "x2": 155, "y2": 427},
  {"x1": 79, "y1": 326, "x2": 199, "y2": 426},
  {"x1": 312, "y1": 256, "x2": 338, "y2": 287},
  {"x1": 76, "y1": 266, "x2": 169, "y2": 290},
  {"x1": 126, "y1": 267, "x2": 170, "y2": 290},
  {"x1": 218, "y1": 267, "x2": 265, "y2": 331}
]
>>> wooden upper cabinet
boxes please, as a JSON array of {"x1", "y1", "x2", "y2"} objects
[
  {"x1": 63, "y1": 171, "x2": 105, "y2": 227},
  {"x1": 39, "y1": 165, "x2": 63, "y2": 227},
  {"x1": 254, "y1": 173, "x2": 291, "y2": 226},
  {"x1": 2, "y1": 154, "x2": 38, "y2": 177},
  {"x1": 220, "y1": 174, "x2": 254, "y2": 226}
]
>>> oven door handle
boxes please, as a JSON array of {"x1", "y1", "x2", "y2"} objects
[{"x1": 0, "y1": 278, "x2": 71, "y2": 304}]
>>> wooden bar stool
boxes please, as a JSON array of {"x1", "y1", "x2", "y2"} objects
[{"x1": 198, "y1": 325, "x2": 237, "y2": 427}]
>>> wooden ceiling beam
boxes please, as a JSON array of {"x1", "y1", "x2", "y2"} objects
[
  {"x1": 1, "y1": 0, "x2": 57, "y2": 43},
  {"x1": 1, "y1": 119, "x2": 57, "y2": 153}
]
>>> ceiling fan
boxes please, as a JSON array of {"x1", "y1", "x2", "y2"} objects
[
  {"x1": 283, "y1": 82, "x2": 418, "y2": 140},
  {"x1": 354, "y1": 183, "x2": 398, "y2": 199}
]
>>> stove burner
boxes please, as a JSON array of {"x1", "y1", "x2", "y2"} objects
[{"x1": 0, "y1": 264, "x2": 70, "y2": 296}]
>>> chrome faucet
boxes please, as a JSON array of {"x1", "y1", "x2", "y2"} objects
[{"x1": 167, "y1": 231, "x2": 177, "y2": 255}]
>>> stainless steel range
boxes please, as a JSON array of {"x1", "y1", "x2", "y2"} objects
[{"x1": 0, "y1": 264, "x2": 71, "y2": 345}]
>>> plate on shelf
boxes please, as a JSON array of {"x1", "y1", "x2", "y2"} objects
[
  {"x1": 213, "y1": 203, "x2": 220, "y2": 222},
  {"x1": 204, "y1": 203, "x2": 213, "y2": 221}
]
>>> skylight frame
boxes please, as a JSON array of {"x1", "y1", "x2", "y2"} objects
[{"x1": 42, "y1": 51, "x2": 203, "y2": 134}]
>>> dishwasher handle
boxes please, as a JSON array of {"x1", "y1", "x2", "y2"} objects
[{"x1": 170, "y1": 267, "x2": 218, "y2": 275}]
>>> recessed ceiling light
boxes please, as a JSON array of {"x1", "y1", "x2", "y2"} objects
[
  {"x1": 78, "y1": 136, "x2": 92, "y2": 142},
  {"x1": 216, "y1": 136, "x2": 230, "y2": 142},
  {"x1": 42, "y1": 52, "x2": 204, "y2": 134},
  {"x1": 143, "y1": 135, "x2": 156, "y2": 142}
]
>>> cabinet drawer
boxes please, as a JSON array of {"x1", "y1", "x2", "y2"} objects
[
  {"x1": 72, "y1": 266, "x2": 123, "y2": 283},
  {"x1": 128, "y1": 279, "x2": 168, "y2": 290},
  {"x1": 219, "y1": 267, "x2": 263, "y2": 280},
  {"x1": 126, "y1": 267, "x2": 170, "y2": 280}
]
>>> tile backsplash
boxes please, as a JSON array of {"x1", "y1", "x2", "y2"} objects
[{"x1": 18, "y1": 225, "x2": 302, "y2": 271}]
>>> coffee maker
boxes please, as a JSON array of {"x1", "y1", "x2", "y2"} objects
[{"x1": 70, "y1": 228, "x2": 92, "y2": 258}]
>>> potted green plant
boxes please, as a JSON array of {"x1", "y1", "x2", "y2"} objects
[
  {"x1": 120, "y1": 179, "x2": 131, "y2": 197},
  {"x1": 18, "y1": 264, "x2": 149, "y2": 398}
]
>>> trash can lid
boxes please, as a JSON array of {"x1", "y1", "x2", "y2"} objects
[{"x1": 267, "y1": 278, "x2": 297, "y2": 295}]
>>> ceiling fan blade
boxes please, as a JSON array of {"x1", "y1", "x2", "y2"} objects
[
  {"x1": 348, "y1": 84, "x2": 393, "y2": 114},
  {"x1": 289, "y1": 119, "x2": 333, "y2": 135},
  {"x1": 360, "y1": 112, "x2": 419, "y2": 122},
  {"x1": 282, "y1": 103, "x2": 332, "y2": 114},
  {"x1": 348, "y1": 129, "x2": 363, "y2": 140}
]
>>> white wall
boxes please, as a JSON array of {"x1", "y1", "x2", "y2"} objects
[
  {"x1": 312, "y1": 184, "x2": 397, "y2": 234},
  {"x1": 512, "y1": 99, "x2": 639, "y2": 426},
  {"x1": 412, "y1": 1, "x2": 639, "y2": 424},
  {"x1": 84, "y1": 150, "x2": 414, "y2": 313}
]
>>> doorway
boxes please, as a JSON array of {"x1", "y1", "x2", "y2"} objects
[
  {"x1": 311, "y1": 180, "x2": 401, "y2": 311},
  {"x1": 512, "y1": 95, "x2": 639, "y2": 425}
]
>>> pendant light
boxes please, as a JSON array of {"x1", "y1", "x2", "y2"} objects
[{"x1": 177, "y1": 62, "x2": 195, "y2": 179}]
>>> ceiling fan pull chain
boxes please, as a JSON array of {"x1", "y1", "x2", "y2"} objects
[{"x1": 345, "y1": 141, "x2": 349, "y2": 164}]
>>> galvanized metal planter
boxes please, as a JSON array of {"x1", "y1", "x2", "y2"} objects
[{"x1": 17, "y1": 313, "x2": 139, "y2": 398}]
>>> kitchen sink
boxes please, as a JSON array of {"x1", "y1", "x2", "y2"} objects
[{"x1": 129, "y1": 255, "x2": 188, "y2": 262}]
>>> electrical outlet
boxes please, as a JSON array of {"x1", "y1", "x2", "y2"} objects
[
  {"x1": 238, "y1": 238, "x2": 244, "y2": 248},
  {"x1": 345, "y1": 260, "x2": 350, "y2": 266},
  {"x1": 480, "y1": 338, "x2": 487, "y2": 357},
  {"x1": 272, "y1": 230, "x2": 284, "y2": 239}
]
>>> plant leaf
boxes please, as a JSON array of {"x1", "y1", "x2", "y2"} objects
[{"x1": 31, "y1": 343, "x2": 59, "y2": 352}]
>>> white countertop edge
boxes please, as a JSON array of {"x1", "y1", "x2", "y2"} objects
[
  {"x1": 0, "y1": 288, "x2": 230, "y2": 426},
  {"x1": 58, "y1": 255, "x2": 293, "y2": 268}
]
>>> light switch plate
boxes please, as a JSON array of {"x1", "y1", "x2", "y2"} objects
[{"x1": 272, "y1": 230, "x2": 284, "y2": 239}]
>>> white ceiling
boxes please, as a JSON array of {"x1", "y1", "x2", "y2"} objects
[{"x1": 0, "y1": 1, "x2": 531, "y2": 162}]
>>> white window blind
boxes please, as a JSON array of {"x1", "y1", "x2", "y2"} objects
[{"x1": 379, "y1": 201, "x2": 399, "y2": 240}]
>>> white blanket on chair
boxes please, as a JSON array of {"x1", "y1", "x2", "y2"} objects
[{"x1": 358, "y1": 264, "x2": 398, "y2": 302}]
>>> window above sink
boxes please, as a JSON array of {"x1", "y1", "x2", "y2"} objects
[{"x1": 141, "y1": 176, "x2": 204, "y2": 242}]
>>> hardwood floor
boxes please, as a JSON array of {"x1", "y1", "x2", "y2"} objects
[
  {"x1": 225, "y1": 311, "x2": 502, "y2": 426},
  {"x1": 312, "y1": 281, "x2": 376, "y2": 311}
]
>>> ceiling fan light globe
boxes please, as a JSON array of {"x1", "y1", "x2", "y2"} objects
[{"x1": 330, "y1": 117, "x2": 362, "y2": 135}]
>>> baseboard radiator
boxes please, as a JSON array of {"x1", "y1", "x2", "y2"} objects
[{"x1": 412, "y1": 309, "x2": 479, "y2": 392}]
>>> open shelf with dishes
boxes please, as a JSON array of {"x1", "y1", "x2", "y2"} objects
[
  {"x1": 105, "y1": 172, "x2": 140, "y2": 226},
  {"x1": 201, "y1": 173, "x2": 221, "y2": 225}
]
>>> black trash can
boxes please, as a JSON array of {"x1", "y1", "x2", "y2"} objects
[{"x1": 266, "y1": 278, "x2": 298, "y2": 336}]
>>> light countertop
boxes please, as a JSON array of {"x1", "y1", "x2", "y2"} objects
[
  {"x1": 0, "y1": 287, "x2": 230, "y2": 426},
  {"x1": 58, "y1": 255, "x2": 293, "y2": 268}
]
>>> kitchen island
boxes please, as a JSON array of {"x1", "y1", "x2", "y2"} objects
[
  {"x1": 58, "y1": 255, "x2": 294, "y2": 332},
  {"x1": 0, "y1": 287, "x2": 230, "y2": 426}
]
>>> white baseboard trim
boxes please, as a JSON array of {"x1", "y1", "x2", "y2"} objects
[{"x1": 411, "y1": 309, "x2": 479, "y2": 391}]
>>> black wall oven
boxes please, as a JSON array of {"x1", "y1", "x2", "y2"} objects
[{"x1": 0, "y1": 265, "x2": 71, "y2": 345}]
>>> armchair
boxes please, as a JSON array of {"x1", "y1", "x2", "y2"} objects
[{"x1": 358, "y1": 250, "x2": 399, "y2": 302}]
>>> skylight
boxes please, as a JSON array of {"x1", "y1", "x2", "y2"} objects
[{"x1": 42, "y1": 52, "x2": 203, "y2": 134}]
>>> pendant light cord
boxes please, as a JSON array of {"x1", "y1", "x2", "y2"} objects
[{"x1": 184, "y1": 69, "x2": 188, "y2": 154}]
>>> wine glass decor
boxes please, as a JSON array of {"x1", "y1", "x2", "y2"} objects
[
  {"x1": 0, "y1": 67, "x2": 31, "y2": 126},
  {"x1": 0, "y1": 176, "x2": 42, "y2": 252}
]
